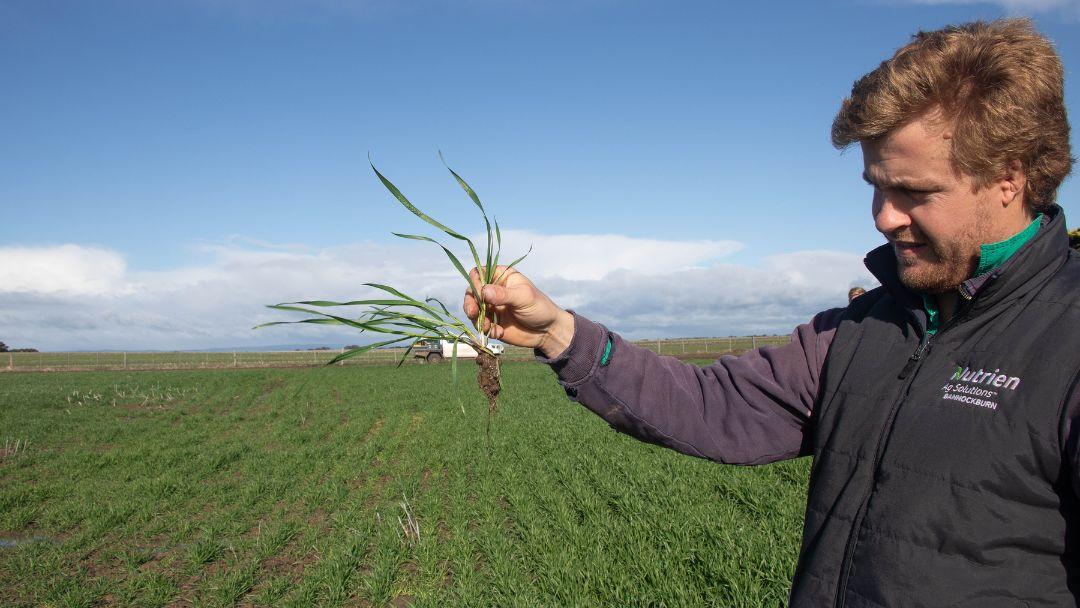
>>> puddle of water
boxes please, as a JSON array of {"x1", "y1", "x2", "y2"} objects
[{"x1": 0, "y1": 536, "x2": 52, "y2": 548}]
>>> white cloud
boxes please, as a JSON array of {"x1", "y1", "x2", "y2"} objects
[
  {"x1": 0, "y1": 235, "x2": 874, "y2": 351},
  {"x1": 0, "y1": 245, "x2": 132, "y2": 297},
  {"x1": 542, "y1": 250, "x2": 874, "y2": 338},
  {"x1": 495, "y1": 230, "x2": 743, "y2": 280}
]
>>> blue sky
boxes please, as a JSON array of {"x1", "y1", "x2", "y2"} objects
[{"x1": 2, "y1": 0, "x2": 1078, "y2": 350}]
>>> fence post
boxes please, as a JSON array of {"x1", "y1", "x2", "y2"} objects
[
  {"x1": 656, "y1": 338, "x2": 661, "y2": 355},
  {"x1": 752, "y1": 336, "x2": 757, "y2": 349},
  {"x1": 681, "y1": 340, "x2": 686, "y2": 354},
  {"x1": 728, "y1": 336, "x2": 733, "y2": 352},
  {"x1": 704, "y1": 339, "x2": 709, "y2": 353},
  {"x1": 7, "y1": 353, "x2": 11, "y2": 371},
  {"x1": 123, "y1": 352, "x2": 127, "y2": 368}
]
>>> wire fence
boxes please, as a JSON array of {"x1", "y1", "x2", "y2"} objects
[{"x1": 1, "y1": 335, "x2": 789, "y2": 373}]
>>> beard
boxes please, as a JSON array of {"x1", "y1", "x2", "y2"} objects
[
  {"x1": 892, "y1": 219, "x2": 984, "y2": 294},
  {"x1": 895, "y1": 241, "x2": 978, "y2": 294}
]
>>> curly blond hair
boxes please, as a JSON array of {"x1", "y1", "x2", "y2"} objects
[{"x1": 832, "y1": 19, "x2": 1073, "y2": 210}]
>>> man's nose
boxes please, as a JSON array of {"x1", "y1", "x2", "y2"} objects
[{"x1": 873, "y1": 191, "x2": 910, "y2": 236}]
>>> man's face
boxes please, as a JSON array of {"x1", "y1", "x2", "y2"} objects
[{"x1": 861, "y1": 116, "x2": 1018, "y2": 294}]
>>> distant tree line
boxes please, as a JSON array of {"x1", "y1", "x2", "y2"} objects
[{"x1": 0, "y1": 342, "x2": 37, "y2": 353}]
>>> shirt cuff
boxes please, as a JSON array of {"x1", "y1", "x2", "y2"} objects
[{"x1": 534, "y1": 311, "x2": 607, "y2": 386}]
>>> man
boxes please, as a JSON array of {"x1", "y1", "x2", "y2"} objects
[{"x1": 465, "y1": 19, "x2": 1076, "y2": 606}]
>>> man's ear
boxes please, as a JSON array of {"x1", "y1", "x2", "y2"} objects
[{"x1": 998, "y1": 159, "x2": 1027, "y2": 209}]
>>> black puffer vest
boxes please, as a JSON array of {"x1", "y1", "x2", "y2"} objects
[{"x1": 789, "y1": 206, "x2": 1080, "y2": 607}]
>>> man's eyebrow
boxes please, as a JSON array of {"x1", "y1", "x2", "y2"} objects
[{"x1": 862, "y1": 171, "x2": 939, "y2": 191}]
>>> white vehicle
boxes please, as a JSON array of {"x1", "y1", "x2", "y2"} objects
[{"x1": 413, "y1": 339, "x2": 504, "y2": 364}]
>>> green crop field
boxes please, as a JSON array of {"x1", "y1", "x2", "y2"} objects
[{"x1": 0, "y1": 361, "x2": 810, "y2": 607}]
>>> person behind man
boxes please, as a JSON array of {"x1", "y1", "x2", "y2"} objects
[
  {"x1": 847, "y1": 286, "x2": 866, "y2": 303},
  {"x1": 464, "y1": 19, "x2": 1077, "y2": 606}
]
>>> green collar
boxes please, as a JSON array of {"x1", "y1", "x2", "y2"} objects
[
  {"x1": 974, "y1": 214, "x2": 1043, "y2": 276},
  {"x1": 923, "y1": 213, "x2": 1042, "y2": 334}
]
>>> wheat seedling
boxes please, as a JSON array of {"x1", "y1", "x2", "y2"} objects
[
  {"x1": 2, "y1": 438, "x2": 28, "y2": 457},
  {"x1": 397, "y1": 493, "x2": 420, "y2": 545},
  {"x1": 257, "y1": 156, "x2": 530, "y2": 418}
]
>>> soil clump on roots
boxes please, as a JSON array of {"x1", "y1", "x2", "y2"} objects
[{"x1": 476, "y1": 351, "x2": 501, "y2": 415}]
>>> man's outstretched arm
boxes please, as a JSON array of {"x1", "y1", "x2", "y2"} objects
[
  {"x1": 539, "y1": 311, "x2": 841, "y2": 464},
  {"x1": 464, "y1": 266, "x2": 843, "y2": 465}
]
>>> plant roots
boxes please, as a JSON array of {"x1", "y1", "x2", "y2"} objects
[{"x1": 476, "y1": 351, "x2": 501, "y2": 415}]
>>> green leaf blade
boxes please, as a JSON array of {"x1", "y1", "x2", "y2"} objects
[
  {"x1": 372, "y1": 161, "x2": 485, "y2": 272},
  {"x1": 439, "y1": 152, "x2": 494, "y2": 280},
  {"x1": 392, "y1": 233, "x2": 479, "y2": 301},
  {"x1": 327, "y1": 337, "x2": 412, "y2": 365}
]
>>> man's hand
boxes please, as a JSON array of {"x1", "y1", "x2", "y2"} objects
[{"x1": 463, "y1": 266, "x2": 575, "y2": 359}]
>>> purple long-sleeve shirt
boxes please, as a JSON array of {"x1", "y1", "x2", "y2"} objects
[
  {"x1": 538, "y1": 309, "x2": 842, "y2": 464},
  {"x1": 539, "y1": 310, "x2": 1080, "y2": 494}
]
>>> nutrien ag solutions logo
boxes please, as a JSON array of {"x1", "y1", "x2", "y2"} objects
[{"x1": 939, "y1": 365, "x2": 1022, "y2": 411}]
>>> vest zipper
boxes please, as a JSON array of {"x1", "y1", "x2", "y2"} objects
[
  {"x1": 832, "y1": 299, "x2": 975, "y2": 607},
  {"x1": 833, "y1": 329, "x2": 933, "y2": 608},
  {"x1": 898, "y1": 332, "x2": 932, "y2": 379}
]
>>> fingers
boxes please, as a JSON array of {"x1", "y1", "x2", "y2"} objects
[
  {"x1": 474, "y1": 316, "x2": 505, "y2": 340},
  {"x1": 462, "y1": 285, "x2": 516, "y2": 321},
  {"x1": 465, "y1": 265, "x2": 530, "y2": 344},
  {"x1": 466, "y1": 266, "x2": 534, "y2": 317},
  {"x1": 468, "y1": 267, "x2": 483, "y2": 296},
  {"x1": 481, "y1": 284, "x2": 504, "y2": 306},
  {"x1": 481, "y1": 281, "x2": 532, "y2": 308},
  {"x1": 463, "y1": 293, "x2": 479, "y2": 320},
  {"x1": 488, "y1": 266, "x2": 519, "y2": 286},
  {"x1": 468, "y1": 266, "x2": 519, "y2": 289}
]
